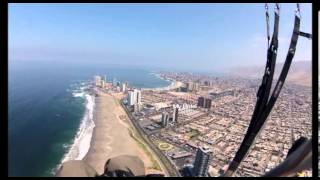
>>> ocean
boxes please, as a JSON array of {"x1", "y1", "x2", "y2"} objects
[{"x1": 8, "y1": 60, "x2": 171, "y2": 177}]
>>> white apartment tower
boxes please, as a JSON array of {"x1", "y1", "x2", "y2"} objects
[
  {"x1": 161, "y1": 112, "x2": 169, "y2": 128},
  {"x1": 172, "y1": 107, "x2": 179, "y2": 123},
  {"x1": 121, "y1": 83, "x2": 126, "y2": 92},
  {"x1": 134, "y1": 89, "x2": 141, "y2": 105},
  {"x1": 127, "y1": 89, "x2": 142, "y2": 106},
  {"x1": 94, "y1": 75, "x2": 102, "y2": 87},
  {"x1": 128, "y1": 90, "x2": 136, "y2": 106}
]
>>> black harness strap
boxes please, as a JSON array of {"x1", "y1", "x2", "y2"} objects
[
  {"x1": 299, "y1": 31, "x2": 312, "y2": 39},
  {"x1": 241, "y1": 3, "x2": 279, "y2": 149},
  {"x1": 223, "y1": 5, "x2": 280, "y2": 176},
  {"x1": 223, "y1": 4, "x2": 301, "y2": 177},
  {"x1": 250, "y1": 15, "x2": 300, "y2": 139},
  {"x1": 265, "y1": 3, "x2": 270, "y2": 47},
  {"x1": 254, "y1": 3, "x2": 280, "y2": 128}
]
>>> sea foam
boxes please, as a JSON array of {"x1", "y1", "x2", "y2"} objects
[{"x1": 52, "y1": 84, "x2": 95, "y2": 175}]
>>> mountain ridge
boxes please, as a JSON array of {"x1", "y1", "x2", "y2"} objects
[{"x1": 226, "y1": 61, "x2": 311, "y2": 87}]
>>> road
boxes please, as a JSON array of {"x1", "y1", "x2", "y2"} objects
[{"x1": 120, "y1": 101, "x2": 181, "y2": 177}]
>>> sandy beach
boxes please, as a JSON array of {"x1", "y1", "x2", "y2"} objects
[{"x1": 83, "y1": 91, "x2": 162, "y2": 175}]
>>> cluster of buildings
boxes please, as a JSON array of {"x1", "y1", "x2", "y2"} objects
[
  {"x1": 127, "y1": 89, "x2": 143, "y2": 112},
  {"x1": 130, "y1": 72, "x2": 311, "y2": 177},
  {"x1": 98, "y1": 71, "x2": 311, "y2": 177},
  {"x1": 177, "y1": 81, "x2": 201, "y2": 93},
  {"x1": 197, "y1": 97, "x2": 212, "y2": 109},
  {"x1": 161, "y1": 107, "x2": 179, "y2": 128},
  {"x1": 94, "y1": 75, "x2": 127, "y2": 92},
  {"x1": 186, "y1": 81, "x2": 200, "y2": 92}
]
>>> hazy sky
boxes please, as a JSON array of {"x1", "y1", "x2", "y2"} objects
[{"x1": 9, "y1": 3, "x2": 312, "y2": 72}]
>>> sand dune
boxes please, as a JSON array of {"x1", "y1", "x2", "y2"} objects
[{"x1": 227, "y1": 61, "x2": 311, "y2": 87}]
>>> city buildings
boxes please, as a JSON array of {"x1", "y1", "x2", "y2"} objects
[
  {"x1": 101, "y1": 79, "x2": 105, "y2": 89},
  {"x1": 94, "y1": 75, "x2": 113, "y2": 90},
  {"x1": 135, "y1": 89, "x2": 142, "y2": 105},
  {"x1": 162, "y1": 112, "x2": 170, "y2": 128},
  {"x1": 134, "y1": 103, "x2": 142, "y2": 113},
  {"x1": 121, "y1": 83, "x2": 126, "y2": 92},
  {"x1": 112, "y1": 78, "x2": 117, "y2": 87},
  {"x1": 203, "y1": 80, "x2": 211, "y2": 86},
  {"x1": 186, "y1": 81, "x2": 200, "y2": 92},
  {"x1": 172, "y1": 107, "x2": 179, "y2": 123},
  {"x1": 204, "y1": 98, "x2": 212, "y2": 109},
  {"x1": 198, "y1": 97, "x2": 212, "y2": 109},
  {"x1": 128, "y1": 90, "x2": 136, "y2": 106},
  {"x1": 127, "y1": 89, "x2": 142, "y2": 107},
  {"x1": 119, "y1": 71, "x2": 311, "y2": 177},
  {"x1": 197, "y1": 97, "x2": 205, "y2": 107},
  {"x1": 193, "y1": 146, "x2": 212, "y2": 177},
  {"x1": 94, "y1": 75, "x2": 102, "y2": 87}
]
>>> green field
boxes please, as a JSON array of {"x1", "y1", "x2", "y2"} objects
[{"x1": 186, "y1": 129, "x2": 200, "y2": 140}]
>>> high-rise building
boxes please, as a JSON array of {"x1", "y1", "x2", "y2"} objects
[
  {"x1": 186, "y1": 82, "x2": 194, "y2": 92},
  {"x1": 204, "y1": 80, "x2": 211, "y2": 86},
  {"x1": 128, "y1": 89, "x2": 141, "y2": 106},
  {"x1": 179, "y1": 86, "x2": 188, "y2": 92},
  {"x1": 128, "y1": 90, "x2": 136, "y2": 106},
  {"x1": 112, "y1": 78, "x2": 117, "y2": 87},
  {"x1": 182, "y1": 165, "x2": 194, "y2": 177},
  {"x1": 198, "y1": 97, "x2": 211, "y2": 109},
  {"x1": 172, "y1": 107, "x2": 179, "y2": 123},
  {"x1": 194, "y1": 82, "x2": 200, "y2": 91},
  {"x1": 187, "y1": 81, "x2": 200, "y2": 92},
  {"x1": 135, "y1": 89, "x2": 141, "y2": 105},
  {"x1": 161, "y1": 112, "x2": 169, "y2": 128},
  {"x1": 121, "y1": 83, "x2": 126, "y2": 92},
  {"x1": 94, "y1": 76, "x2": 102, "y2": 87},
  {"x1": 193, "y1": 146, "x2": 212, "y2": 177},
  {"x1": 204, "y1": 98, "x2": 212, "y2": 109},
  {"x1": 197, "y1": 97, "x2": 205, "y2": 107},
  {"x1": 101, "y1": 80, "x2": 105, "y2": 89},
  {"x1": 133, "y1": 103, "x2": 142, "y2": 113}
]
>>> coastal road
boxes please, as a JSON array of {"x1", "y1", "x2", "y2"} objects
[{"x1": 120, "y1": 101, "x2": 181, "y2": 177}]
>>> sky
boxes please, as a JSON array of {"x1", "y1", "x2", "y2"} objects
[{"x1": 8, "y1": 3, "x2": 312, "y2": 72}]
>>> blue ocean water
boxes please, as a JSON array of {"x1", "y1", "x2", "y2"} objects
[{"x1": 8, "y1": 60, "x2": 171, "y2": 177}]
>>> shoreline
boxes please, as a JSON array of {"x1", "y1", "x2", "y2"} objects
[
  {"x1": 82, "y1": 91, "x2": 162, "y2": 175},
  {"x1": 142, "y1": 73, "x2": 183, "y2": 91},
  {"x1": 53, "y1": 86, "x2": 96, "y2": 176},
  {"x1": 58, "y1": 74, "x2": 175, "y2": 176}
]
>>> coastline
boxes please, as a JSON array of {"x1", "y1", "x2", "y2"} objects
[
  {"x1": 53, "y1": 86, "x2": 96, "y2": 176},
  {"x1": 82, "y1": 91, "x2": 161, "y2": 175},
  {"x1": 57, "y1": 73, "x2": 176, "y2": 176},
  {"x1": 142, "y1": 73, "x2": 183, "y2": 91}
]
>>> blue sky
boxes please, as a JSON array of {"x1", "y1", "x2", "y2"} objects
[{"x1": 9, "y1": 3, "x2": 312, "y2": 72}]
